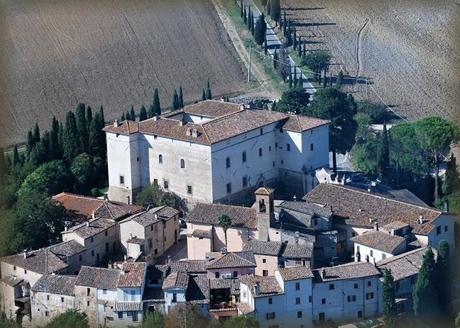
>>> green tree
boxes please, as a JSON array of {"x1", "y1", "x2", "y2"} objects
[
  {"x1": 130, "y1": 106, "x2": 136, "y2": 121},
  {"x1": 270, "y1": 0, "x2": 281, "y2": 24},
  {"x1": 414, "y1": 117, "x2": 459, "y2": 203},
  {"x1": 33, "y1": 123, "x2": 41, "y2": 145},
  {"x1": 224, "y1": 315, "x2": 259, "y2": 328},
  {"x1": 150, "y1": 88, "x2": 161, "y2": 117},
  {"x1": 254, "y1": 13, "x2": 267, "y2": 46},
  {"x1": 135, "y1": 183, "x2": 181, "y2": 209},
  {"x1": 275, "y1": 87, "x2": 310, "y2": 114},
  {"x1": 382, "y1": 269, "x2": 397, "y2": 328},
  {"x1": 12, "y1": 145, "x2": 20, "y2": 166},
  {"x1": 50, "y1": 116, "x2": 61, "y2": 160},
  {"x1": 301, "y1": 50, "x2": 331, "y2": 83},
  {"x1": 44, "y1": 309, "x2": 89, "y2": 328},
  {"x1": 121, "y1": 112, "x2": 126, "y2": 121},
  {"x1": 206, "y1": 79, "x2": 212, "y2": 100},
  {"x1": 26, "y1": 130, "x2": 35, "y2": 158},
  {"x1": 442, "y1": 155, "x2": 460, "y2": 197},
  {"x1": 336, "y1": 70, "x2": 344, "y2": 89},
  {"x1": 456, "y1": 312, "x2": 460, "y2": 328},
  {"x1": 179, "y1": 86, "x2": 184, "y2": 108},
  {"x1": 62, "y1": 111, "x2": 80, "y2": 163},
  {"x1": 273, "y1": 50, "x2": 279, "y2": 69},
  {"x1": 71, "y1": 153, "x2": 94, "y2": 193},
  {"x1": 437, "y1": 240, "x2": 450, "y2": 313},
  {"x1": 0, "y1": 312, "x2": 18, "y2": 328},
  {"x1": 351, "y1": 117, "x2": 381, "y2": 177},
  {"x1": 413, "y1": 247, "x2": 439, "y2": 317},
  {"x1": 378, "y1": 123, "x2": 390, "y2": 177},
  {"x1": 139, "y1": 105, "x2": 148, "y2": 121},
  {"x1": 277, "y1": 45, "x2": 290, "y2": 81},
  {"x1": 18, "y1": 160, "x2": 70, "y2": 197},
  {"x1": 14, "y1": 190, "x2": 66, "y2": 251},
  {"x1": 243, "y1": 6, "x2": 247, "y2": 24},
  {"x1": 141, "y1": 312, "x2": 164, "y2": 328},
  {"x1": 172, "y1": 89, "x2": 181, "y2": 110},
  {"x1": 306, "y1": 88, "x2": 357, "y2": 173},
  {"x1": 76, "y1": 103, "x2": 88, "y2": 153},
  {"x1": 86, "y1": 106, "x2": 93, "y2": 130},
  {"x1": 89, "y1": 112, "x2": 106, "y2": 159},
  {"x1": 202, "y1": 88, "x2": 207, "y2": 101},
  {"x1": 218, "y1": 214, "x2": 232, "y2": 247}
]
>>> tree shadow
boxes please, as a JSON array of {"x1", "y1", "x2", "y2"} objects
[
  {"x1": 295, "y1": 22, "x2": 336, "y2": 27},
  {"x1": 283, "y1": 7, "x2": 325, "y2": 11}
]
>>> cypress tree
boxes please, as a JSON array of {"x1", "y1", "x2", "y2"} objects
[
  {"x1": 172, "y1": 89, "x2": 180, "y2": 110},
  {"x1": 89, "y1": 112, "x2": 106, "y2": 159},
  {"x1": 99, "y1": 106, "x2": 105, "y2": 124},
  {"x1": 378, "y1": 123, "x2": 390, "y2": 178},
  {"x1": 130, "y1": 106, "x2": 136, "y2": 121},
  {"x1": 288, "y1": 68, "x2": 293, "y2": 88},
  {"x1": 243, "y1": 6, "x2": 247, "y2": 24},
  {"x1": 151, "y1": 89, "x2": 161, "y2": 117},
  {"x1": 303, "y1": 42, "x2": 306, "y2": 57},
  {"x1": 273, "y1": 50, "x2": 278, "y2": 69},
  {"x1": 437, "y1": 240, "x2": 450, "y2": 313},
  {"x1": 86, "y1": 106, "x2": 93, "y2": 129},
  {"x1": 50, "y1": 116, "x2": 60, "y2": 160},
  {"x1": 293, "y1": 69, "x2": 298, "y2": 87},
  {"x1": 267, "y1": 0, "x2": 271, "y2": 16},
  {"x1": 270, "y1": 0, "x2": 281, "y2": 24},
  {"x1": 63, "y1": 111, "x2": 79, "y2": 163},
  {"x1": 264, "y1": 38, "x2": 268, "y2": 55},
  {"x1": 202, "y1": 88, "x2": 206, "y2": 101},
  {"x1": 40, "y1": 131, "x2": 51, "y2": 162},
  {"x1": 58, "y1": 122, "x2": 64, "y2": 157},
  {"x1": 298, "y1": 36, "x2": 302, "y2": 57},
  {"x1": 240, "y1": 0, "x2": 243, "y2": 18},
  {"x1": 121, "y1": 112, "x2": 126, "y2": 121},
  {"x1": 413, "y1": 247, "x2": 439, "y2": 317},
  {"x1": 251, "y1": 13, "x2": 255, "y2": 36},
  {"x1": 293, "y1": 27, "x2": 297, "y2": 49},
  {"x1": 12, "y1": 145, "x2": 20, "y2": 166},
  {"x1": 179, "y1": 86, "x2": 184, "y2": 108},
  {"x1": 254, "y1": 13, "x2": 267, "y2": 46},
  {"x1": 26, "y1": 130, "x2": 35, "y2": 157},
  {"x1": 76, "y1": 103, "x2": 88, "y2": 153},
  {"x1": 336, "y1": 70, "x2": 344, "y2": 89},
  {"x1": 0, "y1": 147, "x2": 6, "y2": 183},
  {"x1": 126, "y1": 111, "x2": 131, "y2": 121},
  {"x1": 139, "y1": 105, "x2": 147, "y2": 121},
  {"x1": 298, "y1": 73, "x2": 303, "y2": 88},
  {"x1": 247, "y1": 7, "x2": 252, "y2": 30},
  {"x1": 382, "y1": 269, "x2": 397, "y2": 328},
  {"x1": 33, "y1": 123, "x2": 40, "y2": 144},
  {"x1": 206, "y1": 79, "x2": 212, "y2": 100}
]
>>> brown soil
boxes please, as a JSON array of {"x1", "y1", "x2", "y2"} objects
[{"x1": 0, "y1": 0, "x2": 247, "y2": 146}]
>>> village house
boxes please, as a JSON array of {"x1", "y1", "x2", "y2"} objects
[
  {"x1": 104, "y1": 100, "x2": 330, "y2": 206},
  {"x1": 303, "y1": 184, "x2": 455, "y2": 254},
  {"x1": 30, "y1": 275, "x2": 77, "y2": 327},
  {"x1": 205, "y1": 251, "x2": 256, "y2": 280},
  {"x1": 119, "y1": 206, "x2": 180, "y2": 261},
  {"x1": 243, "y1": 240, "x2": 283, "y2": 276},
  {"x1": 311, "y1": 262, "x2": 381, "y2": 324}
]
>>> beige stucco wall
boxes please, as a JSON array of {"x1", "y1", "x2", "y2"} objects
[
  {"x1": 254, "y1": 254, "x2": 279, "y2": 276},
  {"x1": 31, "y1": 292, "x2": 75, "y2": 327},
  {"x1": 0, "y1": 282, "x2": 19, "y2": 320},
  {"x1": 1, "y1": 262, "x2": 43, "y2": 287}
]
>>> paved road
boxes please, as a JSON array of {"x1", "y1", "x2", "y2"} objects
[{"x1": 242, "y1": 0, "x2": 317, "y2": 96}]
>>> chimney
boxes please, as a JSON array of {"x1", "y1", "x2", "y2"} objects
[
  {"x1": 123, "y1": 255, "x2": 127, "y2": 261},
  {"x1": 23, "y1": 250, "x2": 28, "y2": 259},
  {"x1": 321, "y1": 268, "x2": 326, "y2": 280},
  {"x1": 293, "y1": 195, "x2": 297, "y2": 202},
  {"x1": 179, "y1": 120, "x2": 184, "y2": 126},
  {"x1": 253, "y1": 282, "x2": 260, "y2": 295},
  {"x1": 390, "y1": 229, "x2": 395, "y2": 236},
  {"x1": 153, "y1": 115, "x2": 158, "y2": 121},
  {"x1": 294, "y1": 231, "x2": 300, "y2": 244},
  {"x1": 443, "y1": 201, "x2": 449, "y2": 213},
  {"x1": 373, "y1": 221, "x2": 379, "y2": 231},
  {"x1": 191, "y1": 128, "x2": 198, "y2": 138},
  {"x1": 167, "y1": 255, "x2": 172, "y2": 264},
  {"x1": 114, "y1": 119, "x2": 119, "y2": 127},
  {"x1": 86, "y1": 221, "x2": 90, "y2": 227},
  {"x1": 417, "y1": 215, "x2": 424, "y2": 225}
]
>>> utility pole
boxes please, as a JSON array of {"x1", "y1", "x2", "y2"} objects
[{"x1": 248, "y1": 45, "x2": 252, "y2": 83}]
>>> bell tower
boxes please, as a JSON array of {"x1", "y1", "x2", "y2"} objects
[{"x1": 255, "y1": 187, "x2": 274, "y2": 241}]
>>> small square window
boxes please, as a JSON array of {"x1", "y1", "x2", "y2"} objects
[
  {"x1": 119, "y1": 175, "x2": 125, "y2": 185},
  {"x1": 269, "y1": 146, "x2": 272, "y2": 151},
  {"x1": 259, "y1": 148, "x2": 262, "y2": 157},
  {"x1": 297, "y1": 311, "x2": 302, "y2": 318},
  {"x1": 445, "y1": 225, "x2": 448, "y2": 232},
  {"x1": 242, "y1": 152, "x2": 247, "y2": 163},
  {"x1": 329, "y1": 284, "x2": 335, "y2": 290},
  {"x1": 295, "y1": 282, "x2": 300, "y2": 291},
  {"x1": 118, "y1": 312, "x2": 123, "y2": 319},
  {"x1": 61, "y1": 297, "x2": 64, "y2": 303},
  {"x1": 309, "y1": 296, "x2": 312, "y2": 303},
  {"x1": 322, "y1": 298, "x2": 326, "y2": 304},
  {"x1": 45, "y1": 311, "x2": 49, "y2": 317},
  {"x1": 268, "y1": 298, "x2": 272, "y2": 305},
  {"x1": 437, "y1": 226, "x2": 441, "y2": 235},
  {"x1": 163, "y1": 180, "x2": 169, "y2": 190},
  {"x1": 103, "y1": 289, "x2": 107, "y2": 295},
  {"x1": 296, "y1": 297, "x2": 301, "y2": 304},
  {"x1": 263, "y1": 270, "x2": 268, "y2": 276},
  {"x1": 367, "y1": 281, "x2": 371, "y2": 287},
  {"x1": 354, "y1": 283, "x2": 358, "y2": 289},
  {"x1": 47, "y1": 295, "x2": 50, "y2": 301},
  {"x1": 262, "y1": 258, "x2": 266, "y2": 263},
  {"x1": 187, "y1": 185, "x2": 193, "y2": 195},
  {"x1": 226, "y1": 183, "x2": 232, "y2": 194},
  {"x1": 242, "y1": 176, "x2": 248, "y2": 188},
  {"x1": 105, "y1": 230, "x2": 108, "y2": 236},
  {"x1": 286, "y1": 144, "x2": 290, "y2": 151}
]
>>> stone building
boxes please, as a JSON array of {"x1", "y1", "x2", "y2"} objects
[{"x1": 104, "y1": 100, "x2": 330, "y2": 206}]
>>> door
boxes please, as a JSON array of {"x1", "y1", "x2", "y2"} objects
[{"x1": 319, "y1": 312, "x2": 325, "y2": 323}]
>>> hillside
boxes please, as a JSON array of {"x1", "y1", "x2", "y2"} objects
[{"x1": 0, "y1": 0, "x2": 247, "y2": 146}]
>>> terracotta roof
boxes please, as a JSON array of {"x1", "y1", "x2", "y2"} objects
[
  {"x1": 282, "y1": 242, "x2": 313, "y2": 259},
  {"x1": 283, "y1": 114, "x2": 330, "y2": 132},
  {"x1": 187, "y1": 203, "x2": 257, "y2": 229},
  {"x1": 239, "y1": 275, "x2": 283, "y2": 298},
  {"x1": 32, "y1": 275, "x2": 76, "y2": 296},
  {"x1": 313, "y1": 262, "x2": 381, "y2": 283},
  {"x1": 2, "y1": 248, "x2": 68, "y2": 275},
  {"x1": 206, "y1": 251, "x2": 256, "y2": 270},
  {"x1": 63, "y1": 217, "x2": 116, "y2": 239},
  {"x1": 103, "y1": 120, "x2": 140, "y2": 135},
  {"x1": 122, "y1": 206, "x2": 178, "y2": 227},
  {"x1": 75, "y1": 266, "x2": 120, "y2": 289},
  {"x1": 49, "y1": 240, "x2": 85, "y2": 257},
  {"x1": 182, "y1": 100, "x2": 243, "y2": 118},
  {"x1": 382, "y1": 221, "x2": 410, "y2": 232},
  {"x1": 165, "y1": 260, "x2": 207, "y2": 274},
  {"x1": 162, "y1": 272, "x2": 189, "y2": 290},
  {"x1": 52, "y1": 192, "x2": 142, "y2": 220},
  {"x1": 254, "y1": 187, "x2": 275, "y2": 195},
  {"x1": 139, "y1": 117, "x2": 210, "y2": 144},
  {"x1": 243, "y1": 240, "x2": 283, "y2": 256},
  {"x1": 117, "y1": 262, "x2": 146, "y2": 288},
  {"x1": 377, "y1": 247, "x2": 435, "y2": 281},
  {"x1": 278, "y1": 200, "x2": 333, "y2": 218},
  {"x1": 186, "y1": 275, "x2": 210, "y2": 304},
  {"x1": 351, "y1": 230, "x2": 406, "y2": 254},
  {"x1": 278, "y1": 266, "x2": 314, "y2": 281},
  {"x1": 303, "y1": 184, "x2": 443, "y2": 235}
]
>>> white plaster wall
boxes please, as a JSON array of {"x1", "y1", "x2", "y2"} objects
[
  {"x1": 1, "y1": 262, "x2": 43, "y2": 287},
  {"x1": 253, "y1": 294, "x2": 285, "y2": 328},
  {"x1": 426, "y1": 214, "x2": 456, "y2": 250},
  {"x1": 186, "y1": 223, "x2": 213, "y2": 260},
  {"x1": 164, "y1": 289, "x2": 186, "y2": 313},
  {"x1": 254, "y1": 254, "x2": 278, "y2": 276},
  {"x1": 31, "y1": 292, "x2": 75, "y2": 327},
  {"x1": 300, "y1": 125, "x2": 330, "y2": 171},
  {"x1": 120, "y1": 221, "x2": 145, "y2": 253},
  {"x1": 354, "y1": 244, "x2": 395, "y2": 263}
]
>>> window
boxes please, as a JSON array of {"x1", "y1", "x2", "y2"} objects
[
  {"x1": 61, "y1": 297, "x2": 64, "y2": 303},
  {"x1": 47, "y1": 295, "x2": 50, "y2": 301},
  {"x1": 91, "y1": 250, "x2": 95, "y2": 257},
  {"x1": 321, "y1": 298, "x2": 326, "y2": 304},
  {"x1": 266, "y1": 312, "x2": 275, "y2": 320},
  {"x1": 370, "y1": 249, "x2": 373, "y2": 257},
  {"x1": 445, "y1": 225, "x2": 448, "y2": 232},
  {"x1": 367, "y1": 281, "x2": 372, "y2": 287},
  {"x1": 272, "y1": 161, "x2": 275, "y2": 167},
  {"x1": 187, "y1": 185, "x2": 193, "y2": 195},
  {"x1": 154, "y1": 249, "x2": 158, "y2": 255},
  {"x1": 163, "y1": 180, "x2": 168, "y2": 190},
  {"x1": 242, "y1": 151, "x2": 247, "y2": 163},
  {"x1": 180, "y1": 159, "x2": 185, "y2": 168},
  {"x1": 259, "y1": 148, "x2": 263, "y2": 157},
  {"x1": 87, "y1": 301, "x2": 90, "y2": 307},
  {"x1": 295, "y1": 282, "x2": 300, "y2": 291},
  {"x1": 310, "y1": 143, "x2": 314, "y2": 151},
  {"x1": 354, "y1": 283, "x2": 358, "y2": 289},
  {"x1": 90, "y1": 236, "x2": 94, "y2": 243},
  {"x1": 172, "y1": 293, "x2": 177, "y2": 303},
  {"x1": 382, "y1": 253, "x2": 386, "y2": 260},
  {"x1": 262, "y1": 258, "x2": 267, "y2": 264},
  {"x1": 132, "y1": 312, "x2": 138, "y2": 322},
  {"x1": 347, "y1": 295, "x2": 356, "y2": 302},
  {"x1": 215, "y1": 272, "x2": 220, "y2": 278},
  {"x1": 260, "y1": 128, "x2": 263, "y2": 135},
  {"x1": 366, "y1": 292, "x2": 374, "y2": 299},
  {"x1": 263, "y1": 270, "x2": 269, "y2": 276},
  {"x1": 281, "y1": 160, "x2": 284, "y2": 165},
  {"x1": 105, "y1": 230, "x2": 108, "y2": 236},
  {"x1": 233, "y1": 271, "x2": 238, "y2": 278},
  {"x1": 119, "y1": 175, "x2": 125, "y2": 185},
  {"x1": 87, "y1": 288, "x2": 91, "y2": 296},
  {"x1": 242, "y1": 176, "x2": 248, "y2": 188},
  {"x1": 103, "y1": 289, "x2": 107, "y2": 295},
  {"x1": 13, "y1": 266, "x2": 16, "y2": 271},
  {"x1": 286, "y1": 144, "x2": 290, "y2": 151},
  {"x1": 268, "y1": 298, "x2": 272, "y2": 305},
  {"x1": 309, "y1": 296, "x2": 312, "y2": 303},
  {"x1": 297, "y1": 311, "x2": 302, "y2": 318},
  {"x1": 296, "y1": 297, "x2": 301, "y2": 304},
  {"x1": 275, "y1": 142, "x2": 278, "y2": 148},
  {"x1": 150, "y1": 225, "x2": 154, "y2": 231},
  {"x1": 329, "y1": 284, "x2": 335, "y2": 290},
  {"x1": 226, "y1": 157, "x2": 231, "y2": 168},
  {"x1": 159, "y1": 154, "x2": 163, "y2": 164},
  {"x1": 226, "y1": 183, "x2": 232, "y2": 194},
  {"x1": 105, "y1": 243, "x2": 109, "y2": 252},
  {"x1": 358, "y1": 311, "x2": 363, "y2": 318},
  {"x1": 118, "y1": 312, "x2": 123, "y2": 319},
  {"x1": 45, "y1": 311, "x2": 49, "y2": 317},
  {"x1": 437, "y1": 226, "x2": 441, "y2": 235}
]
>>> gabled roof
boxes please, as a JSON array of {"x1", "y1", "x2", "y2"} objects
[
  {"x1": 313, "y1": 262, "x2": 381, "y2": 283},
  {"x1": 162, "y1": 272, "x2": 189, "y2": 290},
  {"x1": 243, "y1": 240, "x2": 284, "y2": 256},
  {"x1": 49, "y1": 240, "x2": 86, "y2": 257},
  {"x1": 278, "y1": 266, "x2": 314, "y2": 281},
  {"x1": 75, "y1": 262, "x2": 146, "y2": 289},
  {"x1": 117, "y1": 262, "x2": 146, "y2": 288},
  {"x1": 62, "y1": 217, "x2": 116, "y2": 239},
  {"x1": 2, "y1": 248, "x2": 68, "y2": 275},
  {"x1": 376, "y1": 247, "x2": 434, "y2": 281},
  {"x1": 206, "y1": 251, "x2": 256, "y2": 270},
  {"x1": 186, "y1": 275, "x2": 210, "y2": 304},
  {"x1": 32, "y1": 274, "x2": 77, "y2": 296},
  {"x1": 277, "y1": 200, "x2": 333, "y2": 218},
  {"x1": 181, "y1": 100, "x2": 243, "y2": 118},
  {"x1": 351, "y1": 230, "x2": 406, "y2": 254},
  {"x1": 239, "y1": 275, "x2": 283, "y2": 298},
  {"x1": 122, "y1": 206, "x2": 179, "y2": 227},
  {"x1": 303, "y1": 184, "x2": 443, "y2": 235},
  {"x1": 283, "y1": 114, "x2": 330, "y2": 132},
  {"x1": 281, "y1": 242, "x2": 313, "y2": 259},
  {"x1": 187, "y1": 203, "x2": 257, "y2": 229}
]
